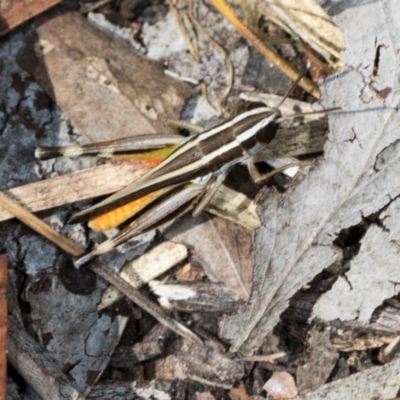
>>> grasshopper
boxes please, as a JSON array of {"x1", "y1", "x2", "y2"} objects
[{"x1": 36, "y1": 92, "x2": 322, "y2": 268}]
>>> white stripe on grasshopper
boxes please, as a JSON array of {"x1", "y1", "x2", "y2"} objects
[
  {"x1": 203, "y1": 139, "x2": 240, "y2": 163},
  {"x1": 98, "y1": 117, "x2": 266, "y2": 203},
  {"x1": 76, "y1": 107, "x2": 277, "y2": 212},
  {"x1": 63, "y1": 146, "x2": 84, "y2": 157},
  {"x1": 234, "y1": 114, "x2": 277, "y2": 144},
  {"x1": 199, "y1": 107, "x2": 273, "y2": 140},
  {"x1": 130, "y1": 107, "x2": 274, "y2": 181}
]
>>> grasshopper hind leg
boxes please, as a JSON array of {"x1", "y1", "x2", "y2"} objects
[
  {"x1": 247, "y1": 158, "x2": 310, "y2": 184},
  {"x1": 192, "y1": 160, "x2": 238, "y2": 217},
  {"x1": 73, "y1": 183, "x2": 206, "y2": 268}
]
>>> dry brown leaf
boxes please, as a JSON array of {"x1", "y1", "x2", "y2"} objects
[
  {"x1": 163, "y1": 213, "x2": 254, "y2": 300},
  {"x1": 229, "y1": 380, "x2": 251, "y2": 400},
  {"x1": 18, "y1": 11, "x2": 192, "y2": 141}
]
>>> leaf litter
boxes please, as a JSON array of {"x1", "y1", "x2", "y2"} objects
[
  {"x1": 220, "y1": 0, "x2": 400, "y2": 357},
  {"x1": 2, "y1": 0, "x2": 400, "y2": 398}
]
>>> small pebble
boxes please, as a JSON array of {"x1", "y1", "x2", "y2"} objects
[{"x1": 263, "y1": 371, "x2": 298, "y2": 399}]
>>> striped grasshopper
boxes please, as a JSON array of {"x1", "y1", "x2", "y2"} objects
[{"x1": 36, "y1": 95, "x2": 321, "y2": 268}]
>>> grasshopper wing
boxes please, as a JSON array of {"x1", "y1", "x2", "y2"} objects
[{"x1": 69, "y1": 135, "x2": 211, "y2": 223}]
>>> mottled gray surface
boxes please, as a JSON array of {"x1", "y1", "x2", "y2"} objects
[{"x1": 0, "y1": 31, "x2": 129, "y2": 396}]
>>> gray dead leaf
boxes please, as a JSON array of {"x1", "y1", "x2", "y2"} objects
[
  {"x1": 312, "y1": 199, "x2": 400, "y2": 322},
  {"x1": 220, "y1": 0, "x2": 400, "y2": 355},
  {"x1": 163, "y1": 213, "x2": 254, "y2": 300},
  {"x1": 293, "y1": 357, "x2": 400, "y2": 400}
]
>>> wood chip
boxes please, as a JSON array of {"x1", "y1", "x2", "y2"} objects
[
  {"x1": 177, "y1": 340, "x2": 244, "y2": 389},
  {"x1": 97, "y1": 241, "x2": 188, "y2": 310},
  {"x1": 150, "y1": 281, "x2": 243, "y2": 314},
  {"x1": 0, "y1": 0, "x2": 61, "y2": 37},
  {"x1": 296, "y1": 329, "x2": 339, "y2": 392},
  {"x1": 0, "y1": 163, "x2": 145, "y2": 223}
]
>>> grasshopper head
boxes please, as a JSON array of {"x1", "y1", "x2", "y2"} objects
[
  {"x1": 254, "y1": 106, "x2": 281, "y2": 145},
  {"x1": 232, "y1": 105, "x2": 282, "y2": 156}
]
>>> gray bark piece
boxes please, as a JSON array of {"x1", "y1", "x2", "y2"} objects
[
  {"x1": 296, "y1": 329, "x2": 339, "y2": 392},
  {"x1": 0, "y1": 32, "x2": 127, "y2": 395},
  {"x1": 220, "y1": 0, "x2": 400, "y2": 354},
  {"x1": 25, "y1": 274, "x2": 127, "y2": 394},
  {"x1": 177, "y1": 341, "x2": 244, "y2": 389},
  {"x1": 8, "y1": 315, "x2": 84, "y2": 400}
]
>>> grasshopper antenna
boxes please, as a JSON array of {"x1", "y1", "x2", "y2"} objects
[
  {"x1": 277, "y1": 107, "x2": 341, "y2": 122},
  {"x1": 275, "y1": 74, "x2": 304, "y2": 109}
]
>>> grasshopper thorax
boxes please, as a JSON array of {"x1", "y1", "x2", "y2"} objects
[{"x1": 232, "y1": 105, "x2": 281, "y2": 157}]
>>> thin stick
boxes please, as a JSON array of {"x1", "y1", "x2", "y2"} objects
[
  {"x1": 242, "y1": 352, "x2": 287, "y2": 363},
  {"x1": 80, "y1": 0, "x2": 113, "y2": 14},
  {"x1": 209, "y1": 0, "x2": 320, "y2": 99},
  {"x1": 0, "y1": 255, "x2": 7, "y2": 400},
  {"x1": 0, "y1": 191, "x2": 201, "y2": 344}
]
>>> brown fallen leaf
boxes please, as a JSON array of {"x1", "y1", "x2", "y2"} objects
[
  {"x1": 18, "y1": 11, "x2": 192, "y2": 141},
  {"x1": 163, "y1": 213, "x2": 255, "y2": 300}
]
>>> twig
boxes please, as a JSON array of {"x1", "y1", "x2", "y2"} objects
[
  {"x1": 0, "y1": 191, "x2": 201, "y2": 344},
  {"x1": 242, "y1": 352, "x2": 287, "y2": 363},
  {"x1": 80, "y1": 0, "x2": 113, "y2": 14},
  {"x1": 209, "y1": 0, "x2": 320, "y2": 98},
  {"x1": 168, "y1": 0, "x2": 201, "y2": 62}
]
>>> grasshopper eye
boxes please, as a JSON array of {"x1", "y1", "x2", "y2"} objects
[
  {"x1": 256, "y1": 122, "x2": 279, "y2": 144},
  {"x1": 245, "y1": 102, "x2": 267, "y2": 111}
]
